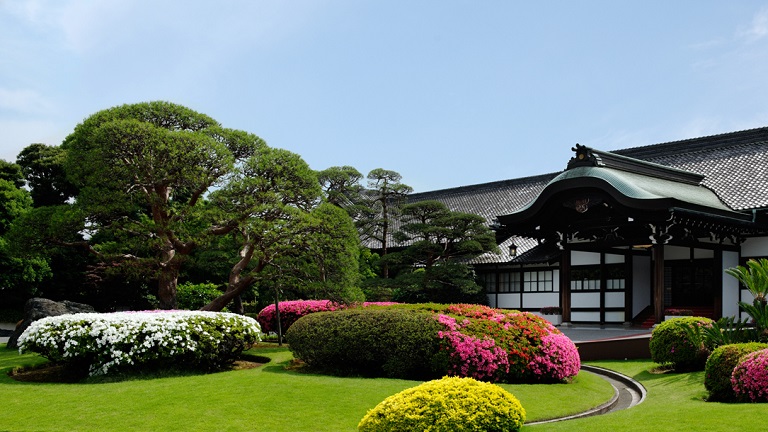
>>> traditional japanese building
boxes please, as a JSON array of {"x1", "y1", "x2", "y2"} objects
[{"x1": 408, "y1": 127, "x2": 768, "y2": 326}]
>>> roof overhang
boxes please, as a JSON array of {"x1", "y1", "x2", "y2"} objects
[{"x1": 494, "y1": 145, "x2": 759, "y2": 244}]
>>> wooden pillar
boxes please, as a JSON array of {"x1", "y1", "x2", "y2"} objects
[
  {"x1": 653, "y1": 244, "x2": 665, "y2": 324},
  {"x1": 714, "y1": 248, "x2": 723, "y2": 320},
  {"x1": 560, "y1": 249, "x2": 571, "y2": 323}
]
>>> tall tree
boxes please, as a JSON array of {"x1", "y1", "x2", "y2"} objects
[
  {"x1": 61, "y1": 101, "x2": 264, "y2": 309},
  {"x1": 317, "y1": 165, "x2": 364, "y2": 213},
  {"x1": 389, "y1": 200, "x2": 498, "y2": 303},
  {"x1": 201, "y1": 147, "x2": 362, "y2": 311},
  {"x1": 16, "y1": 143, "x2": 78, "y2": 207},
  {"x1": 358, "y1": 168, "x2": 412, "y2": 277}
]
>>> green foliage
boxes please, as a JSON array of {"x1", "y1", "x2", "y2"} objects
[
  {"x1": 686, "y1": 316, "x2": 761, "y2": 351},
  {"x1": 0, "y1": 179, "x2": 32, "y2": 236},
  {"x1": 0, "y1": 160, "x2": 24, "y2": 188},
  {"x1": 60, "y1": 101, "x2": 265, "y2": 309},
  {"x1": 176, "y1": 282, "x2": 223, "y2": 310},
  {"x1": 738, "y1": 301, "x2": 768, "y2": 336},
  {"x1": 286, "y1": 308, "x2": 443, "y2": 379},
  {"x1": 725, "y1": 258, "x2": 768, "y2": 304},
  {"x1": 392, "y1": 262, "x2": 488, "y2": 304},
  {"x1": 704, "y1": 342, "x2": 768, "y2": 401},
  {"x1": 650, "y1": 317, "x2": 714, "y2": 371},
  {"x1": 16, "y1": 144, "x2": 77, "y2": 207},
  {"x1": 357, "y1": 376, "x2": 526, "y2": 432}
]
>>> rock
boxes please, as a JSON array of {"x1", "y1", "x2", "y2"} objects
[{"x1": 7, "y1": 298, "x2": 95, "y2": 349}]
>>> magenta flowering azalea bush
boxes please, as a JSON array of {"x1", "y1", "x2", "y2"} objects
[
  {"x1": 286, "y1": 303, "x2": 580, "y2": 384},
  {"x1": 731, "y1": 348, "x2": 768, "y2": 402},
  {"x1": 529, "y1": 333, "x2": 581, "y2": 381},
  {"x1": 437, "y1": 314, "x2": 510, "y2": 381},
  {"x1": 256, "y1": 300, "x2": 398, "y2": 333},
  {"x1": 436, "y1": 310, "x2": 579, "y2": 383}
]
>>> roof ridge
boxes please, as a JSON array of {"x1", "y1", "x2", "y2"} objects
[
  {"x1": 613, "y1": 126, "x2": 768, "y2": 159},
  {"x1": 409, "y1": 172, "x2": 558, "y2": 198}
]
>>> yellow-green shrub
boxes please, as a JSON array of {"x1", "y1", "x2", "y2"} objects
[{"x1": 357, "y1": 376, "x2": 526, "y2": 432}]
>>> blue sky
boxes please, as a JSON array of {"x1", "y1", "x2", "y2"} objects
[{"x1": 3, "y1": 1, "x2": 768, "y2": 192}]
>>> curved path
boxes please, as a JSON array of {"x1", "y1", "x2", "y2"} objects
[{"x1": 526, "y1": 365, "x2": 646, "y2": 426}]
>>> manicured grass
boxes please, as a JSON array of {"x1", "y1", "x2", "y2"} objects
[
  {"x1": 526, "y1": 360, "x2": 767, "y2": 432},
  {"x1": 0, "y1": 344, "x2": 610, "y2": 431},
  {"x1": 5, "y1": 344, "x2": 765, "y2": 431}
]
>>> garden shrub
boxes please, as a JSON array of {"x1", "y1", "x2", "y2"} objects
[
  {"x1": 357, "y1": 376, "x2": 526, "y2": 432},
  {"x1": 286, "y1": 308, "x2": 443, "y2": 379},
  {"x1": 731, "y1": 348, "x2": 768, "y2": 402},
  {"x1": 649, "y1": 316, "x2": 714, "y2": 371},
  {"x1": 18, "y1": 311, "x2": 261, "y2": 376},
  {"x1": 705, "y1": 342, "x2": 768, "y2": 401},
  {"x1": 256, "y1": 300, "x2": 398, "y2": 333},
  {"x1": 176, "y1": 282, "x2": 223, "y2": 310},
  {"x1": 286, "y1": 303, "x2": 579, "y2": 384}
]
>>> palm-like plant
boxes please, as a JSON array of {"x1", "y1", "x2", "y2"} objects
[{"x1": 725, "y1": 258, "x2": 768, "y2": 306}]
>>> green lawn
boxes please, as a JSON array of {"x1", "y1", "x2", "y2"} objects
[{"x1": 0, "y1": 344, "x2": 765, "y2": 431}]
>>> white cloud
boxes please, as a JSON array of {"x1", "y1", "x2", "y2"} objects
[{"x1": 738, "y1": 6, "x2": 768, "y2": 42}]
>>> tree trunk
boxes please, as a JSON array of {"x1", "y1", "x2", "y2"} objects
[{"x1": 157, "y1": 253, "x2": 183, "y2": 310}]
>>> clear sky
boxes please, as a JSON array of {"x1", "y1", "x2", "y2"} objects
[{"x1": 3, "y1": 1, "x2": 768, "y2": 192}]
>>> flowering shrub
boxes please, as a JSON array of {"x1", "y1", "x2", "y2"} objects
[
  {"x1": 438, "y1": 310, "x2": 578, "y2": 383},
  {"x1": 436, "y1": 314, "x2": 510, "y2": 382},
  {"x1": 358, "y1": 376, "x2": 526, "y2": 432},
  {"x1": 731, "y1": 348, "x2": 768, "y2": 402},
  {"x1": 256, "y1": 300, "x2": 398, "y2": 333},
  {"x1": 705, "y1": 343, "x2": 768, "y2": 401},
  {"x1": 529, "y1": 333, "x2": 581, "y2": 382},
  {"x1": 286, "y1": 304, "x2": 579, "y2": 384},
  {"x1": 650, "y1": 316, "x2": 714, "y2": 371},
  {"x1": 18, "y1": 311, "x2": 261, "y2": 376}
]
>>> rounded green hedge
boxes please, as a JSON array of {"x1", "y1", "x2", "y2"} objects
[
  {"x1": 358, "y1": 376, "x2": 526, "y2": 432},
  {"x1": 285, "y1": 308, "x2": 443, "y2": 379},
  {"x1": 704, "y1": 342, "x2": 768, "y2": 401},
  {"x1": 649, "y1": 316, "x2": 713, "y2": 371}
]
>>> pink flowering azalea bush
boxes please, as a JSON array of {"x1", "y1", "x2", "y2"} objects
[
  {"x1": 257, "y1": 300, "x2": 397, "y2": 333},
  {"x1": 436, "y1": 309, "x2": 579, "y2": 383},
  {"x1": 287, "y1": 302, "x2": 579, "y2": 383},
  {"x1": 731, "y1": 348, "x2": 768, "y2": 402}
]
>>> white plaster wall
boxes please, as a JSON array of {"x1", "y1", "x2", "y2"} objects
[
  {"x1": 741, "y1": 236, "x2": 768, "y2": 257},
  {"x1": 605, "y1": 253, "x2": 625, "y2": 264},
  {"x1": 522, "y1": 292, "x2": 559, "y2": 309},
  {"x1": 571, "y1": 251, "x2": 600, "y2": 266},
  {"x1": 633, "y1": 255, "x2": 651, "y2": 317},
  {"x1": 605, "y1": 311, "x2": 625, "y2": 322},
  {"x1": 496, "y1": 294, "x2": 521, "y2": 309},
  {"x1": 722, "y1": 250, "x2": 740, "y2": 318},
  {"x1": 487, "y1": 295, "x2": 497, "y2": 308},
  {"x1": 605, "y1": 292, "x2": 624, "y2": 308},
  {"x1": 694, "y1": 249, "x2": 714, "y2": 259},
  {"x1": 572, "y1": 292, "x2": 600, "y2": 307},
  {"x1": 571, "y1": 311, "x2": 600, "y2": 322}
]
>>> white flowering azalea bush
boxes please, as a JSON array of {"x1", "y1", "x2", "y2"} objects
[{"x1": 17, "y1": 311, "x2": 261, "y2": 376}]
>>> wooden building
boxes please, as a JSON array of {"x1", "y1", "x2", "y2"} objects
[{"x1": 409, "y1": 127, "x2": 768, "y2": 325}]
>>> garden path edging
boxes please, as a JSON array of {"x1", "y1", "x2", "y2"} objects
[{"x1": 525, "y1": 365, "x2": 646, "y2": 425}]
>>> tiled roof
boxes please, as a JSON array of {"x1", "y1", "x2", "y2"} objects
[
  {"x1": 406, "y1": 126, "x2": 768, "y2": 264},
  {"x1": 411, "y1": 126, "x2": 768, "y2": 220}
]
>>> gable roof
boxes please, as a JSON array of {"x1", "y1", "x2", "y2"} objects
[
  {"x1": 407, "y1": 126, "x2": 768, "y2": 265},
  {"x1": 410, "y1": 126, "x2": 768, "y2": 220}
]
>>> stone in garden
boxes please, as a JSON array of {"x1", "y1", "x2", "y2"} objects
[{"x1": 7, "y1": 298, "x2": 95, "y2": 349}]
